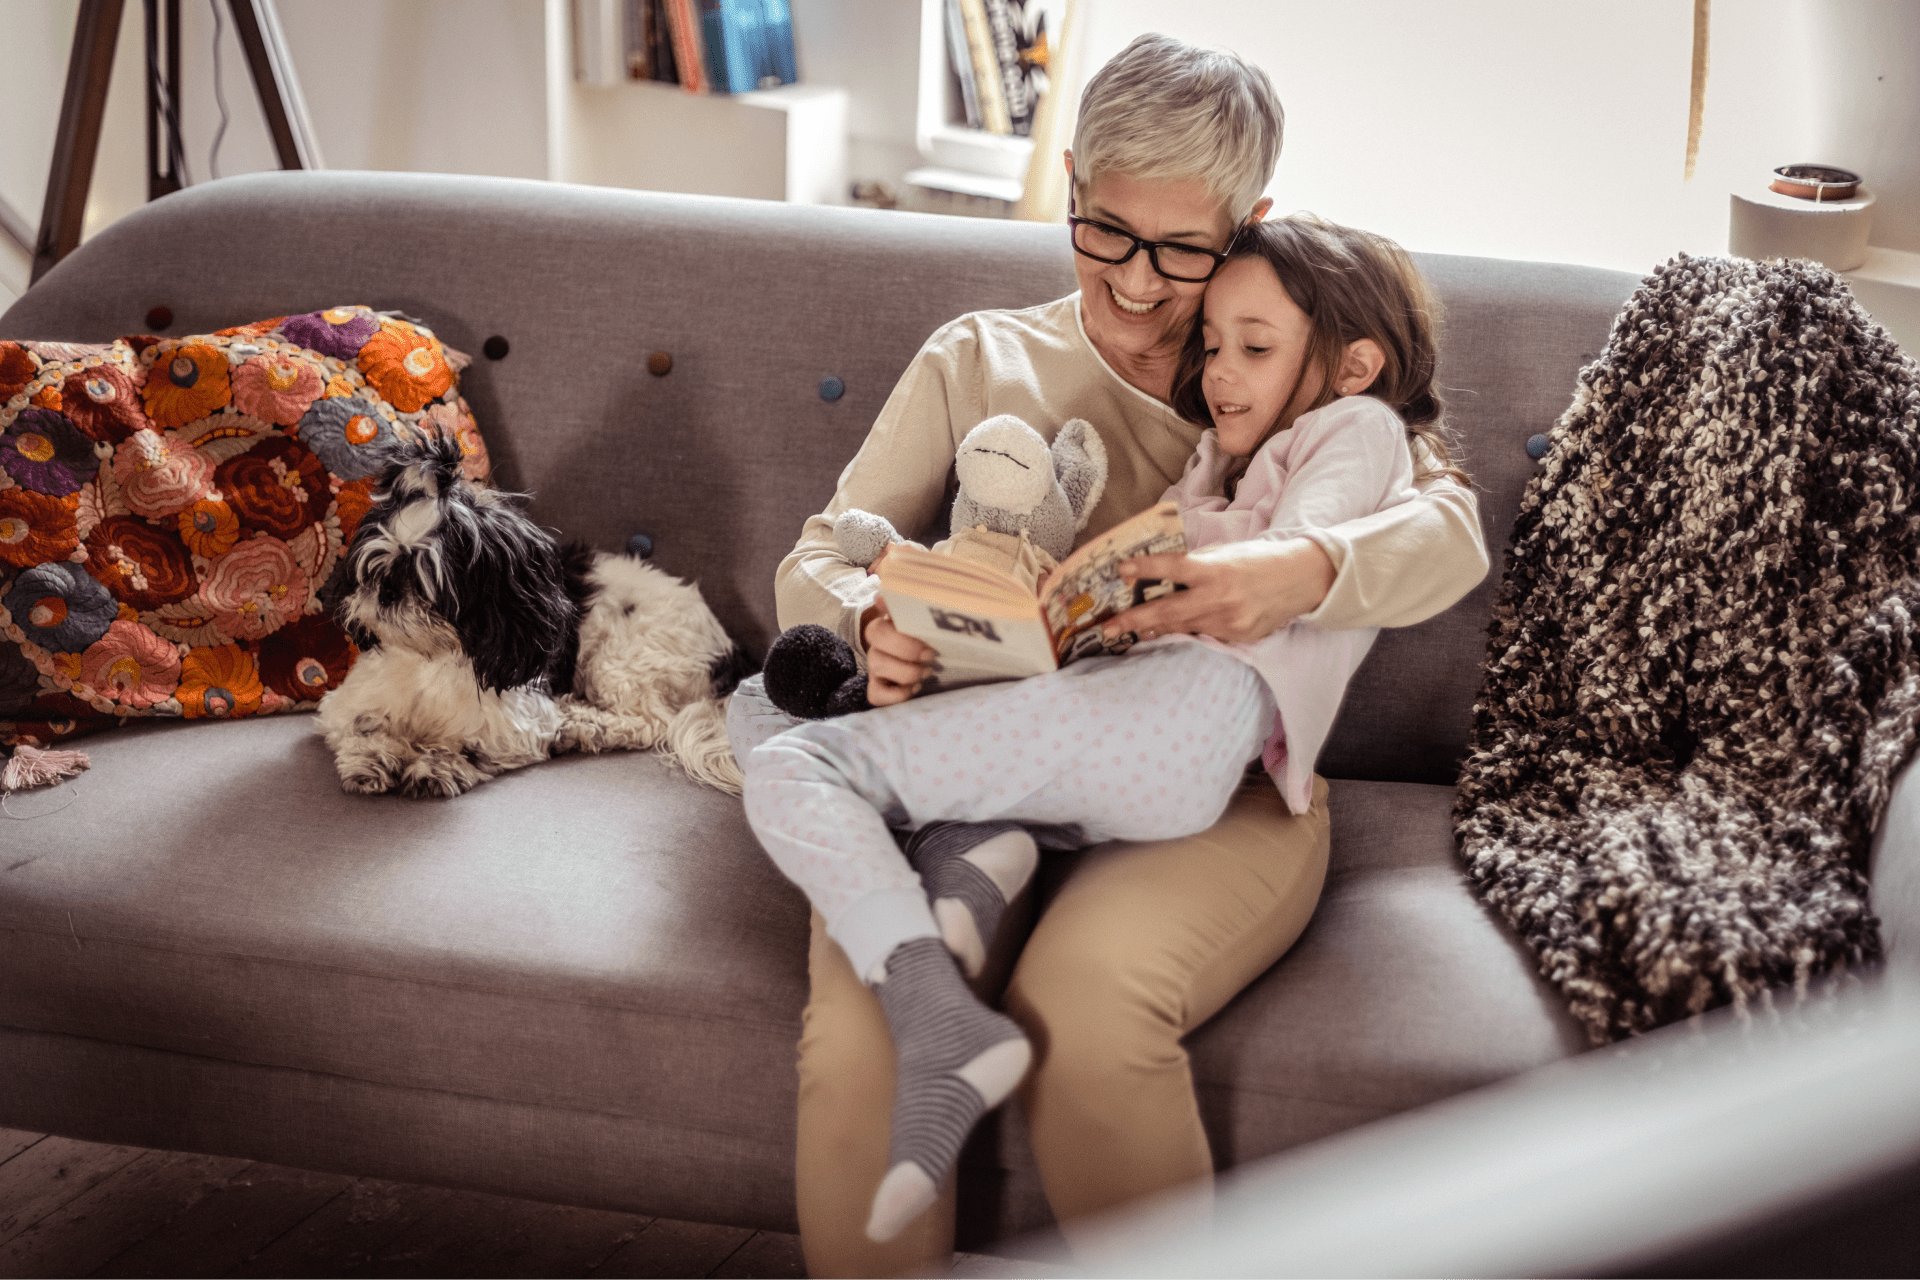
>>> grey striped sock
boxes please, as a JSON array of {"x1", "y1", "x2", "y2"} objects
[
  {"x1": 904, "y1": 821, "x2": 1026, "y2": 953},
  {"x1": 866, "y1": 937, "x2": 1030, "y2": 1240}
]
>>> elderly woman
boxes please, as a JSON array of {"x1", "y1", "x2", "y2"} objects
[{"x1": 752, "y1": 33, "x2": 1488, "y2": 1276}]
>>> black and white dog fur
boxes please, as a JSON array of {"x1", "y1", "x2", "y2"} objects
[{"x1": 316, "y1": 437, "x2": 753, "y2": 797}]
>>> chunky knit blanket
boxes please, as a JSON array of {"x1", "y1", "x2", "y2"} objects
[{"x1": 1455, "y1": 254, "x2": 1920, "y2": 1044}]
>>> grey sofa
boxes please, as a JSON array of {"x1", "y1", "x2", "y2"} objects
[{"x1": 3, "y1": 172, "x2": 1914, "y2": 1267}]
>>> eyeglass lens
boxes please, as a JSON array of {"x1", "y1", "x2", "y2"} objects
[{"x1": 1072, "y1": 220, "x2": 1219, "y2": 282}]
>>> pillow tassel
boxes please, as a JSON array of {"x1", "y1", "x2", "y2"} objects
[{"x1": 2, "y1": 743, "x2": 92, "y2": 792}]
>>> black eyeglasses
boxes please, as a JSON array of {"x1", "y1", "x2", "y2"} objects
[{"x1": 1067, "y1": 200, "x2": 1234, "y2": 283}]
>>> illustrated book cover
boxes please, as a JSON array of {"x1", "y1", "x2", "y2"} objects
[{"x1": 877, "y1": 501, "x2": 1186, "y2": 690}]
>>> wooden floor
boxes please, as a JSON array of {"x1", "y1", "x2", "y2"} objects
[{"x1": 0, "y1": 1129, "x2": 1034, "y2": 1278}]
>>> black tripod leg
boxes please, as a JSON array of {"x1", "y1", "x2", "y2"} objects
[{"x1": 33, "y1": 0, "x2": 126, "y2": 285}]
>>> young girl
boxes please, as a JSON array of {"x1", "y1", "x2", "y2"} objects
[{"x1": 742, "y1": 213, "x2": 1457, "y2": 1243}]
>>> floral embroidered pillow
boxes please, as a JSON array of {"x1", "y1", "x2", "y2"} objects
[{"x1": 0, "y1": 307, "x2": 491, "y2": 745}]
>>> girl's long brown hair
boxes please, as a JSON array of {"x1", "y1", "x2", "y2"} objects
[{"x1": 1171, "y1": 213, "x2": 1466, "y2": 487}]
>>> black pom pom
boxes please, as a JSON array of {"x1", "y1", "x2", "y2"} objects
[{"x1": 763, "y1": 624, "x2": 871, "y2": 720}]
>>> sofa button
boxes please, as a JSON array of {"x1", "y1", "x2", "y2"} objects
[
  {"x1": 819, "y1": 375, "x2": 845, "y2": 402},
  {"x1": 483, "y1": 335, "x2": 510, "y2": 360},
  {"x1": 1526, "y1": 433, "x2": 1551, "y2": 459},
  {"x1": 145, "y1": 306, "x2": 173, "y2": 331},
  {"x1": 647, "y1": 351, "x2": 673, "y2": 376},
  {"x1": 627, "y1": 533, "x2": 654, "y2": 559}
]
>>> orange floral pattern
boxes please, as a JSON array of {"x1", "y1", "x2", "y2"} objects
[
  {"x1": 357, "y1": 323, "x2": 453, "y2": 412},
  {"x1": 178, "y1": 498, "x2": 241, "y2": 558},
  {"x1": 141, "y1": 343, "x2": 232, "y2": 430},
  {"x1": 215, "y1": 316, "x2": 287, "y2": 338},
  {"x1": 0, "y1": 489, "x2": 79, "y2": 568},
  {"x1": 331, "y1": 476, "x2": 377, "y2": 547},
  {"x1": 176, "y1": 643, "x2": 264, "y2": 719},
  {"x1": 0, "y1": 343, "x2": 38, "y2": 403},
  {"x1": 2, "y1": 309, "x2": 490, "y2": 738}
]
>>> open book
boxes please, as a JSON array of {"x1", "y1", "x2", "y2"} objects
[{"x1": 876, "y1": 502, "x2": 1187, "y2": 691}]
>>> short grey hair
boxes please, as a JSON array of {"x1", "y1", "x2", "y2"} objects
[{"x1": 1072, "y1": 34, "x2": 1284, "y2": 225}]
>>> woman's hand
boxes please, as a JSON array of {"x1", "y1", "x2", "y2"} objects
[
  {"x1": 1102, "y1": 537, "x2": 1337, "y2": 645},
  {"x1": 861, "y1": 598, "x2": 937, "y2": 706}
]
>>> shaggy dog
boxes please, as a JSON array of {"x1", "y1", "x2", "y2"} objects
[
  {"x1": 552, "y1": 544, "x2": 757, "y2": 793},
  {"x1": 316, "y1": 437, "x2": 751, "y2": 797}
]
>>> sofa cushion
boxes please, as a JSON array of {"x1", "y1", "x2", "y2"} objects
[
  {"x1": 0, "y1": 310, "x2": 490, "y2": 744},
  {"x1": 959, "y1": 777, "x2": 1591, "y2": 1246},
  {"x1": 5, "y1": 718, "x2": 1586, "y2": 1240},
  {"x1": 1190, "y1": 779, "x2": 1589, "y2": 1141},
  {"x1": 0, "y1": 714, "x2": 811, "y2": 1145}
]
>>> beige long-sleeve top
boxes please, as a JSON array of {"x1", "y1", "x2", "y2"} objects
[{"x1": 775, "y1": 293, "x2": 1490, "y2": 652}]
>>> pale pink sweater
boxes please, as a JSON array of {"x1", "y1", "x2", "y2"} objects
[{"x1": 1161, "y1": 395, "x2": 1420, "y2": 813}]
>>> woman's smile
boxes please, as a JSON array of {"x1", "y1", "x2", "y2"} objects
[{"x1": 1106, "y1": 280, "x2": 1167, "y2": 316}]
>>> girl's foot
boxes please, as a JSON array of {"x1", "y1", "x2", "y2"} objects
[
  {"x1": 905, "y1": 823, "x2": 1039, "y2": 977},
  {"x1": 865, "y1": 937, "x2": 1032, "y2": 1242}
]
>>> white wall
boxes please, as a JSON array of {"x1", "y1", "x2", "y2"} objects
[
  {"x1": 273, "y1": 0, "x2": 550, "y2": 178},
  {"x1": 0, "y1": 0, "x2": 552, "y2": 311},
  {"x1": 1062, "y1": 0, "x2": 1920, "y2": 273},
  {"x1": 790, "y1": 0, "x2": 922, "y2": 191}
]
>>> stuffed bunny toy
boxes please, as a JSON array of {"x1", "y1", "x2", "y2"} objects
[{"x1": 763, "y1": 415, "x2": 1107, "y2": 719}]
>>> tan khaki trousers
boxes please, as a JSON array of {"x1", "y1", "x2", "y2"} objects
[{"x1": 794, "y1": 773, "x2": 1331, "y2": 1277}]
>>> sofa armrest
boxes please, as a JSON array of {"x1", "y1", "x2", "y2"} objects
[{"x1": 1871, "y1": 751, "x2": 1920, "y2": 979}]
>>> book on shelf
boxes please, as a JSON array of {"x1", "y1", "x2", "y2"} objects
[
  {"x1": 621, "y1": 0, "x2": 650, "y2": 77},
  {"x1": 943, "y1": 0, "x2": 982, "y2": 130},
  {"x1": 662, "y1": 0, "x2": 707, "y2": 93},
  {"x1": 625, "y1": 0, "x2": 676, "y2": 82},
  {"x1": 699, "y1": 0, "x2": 798, "y2": 94},
  {"x1": 981, "y1": 0, "x2": 1031, "y2": 136},
  {"x1": 953, "y1": 0, "x2": 1011, "y2": 134},
  {"x1": 1010, "y1": 1, "x2": 1049, "y2": 129},
  {"x1": 877, "y1": 502, "x2": 1188, "y2": 691}
]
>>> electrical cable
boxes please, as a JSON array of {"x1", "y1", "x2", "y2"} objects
[
  {"x1": 146, "y1": 7, "x2": 191, "y2": 186},
  {"x1": 208, "y1": 0, "x2": 231, "y2": 181}
]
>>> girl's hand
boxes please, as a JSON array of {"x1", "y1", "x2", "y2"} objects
[
  {"x1": 1101, "y1": 537, "x2": 1337, "y2": 645},
  {"x1": 861, "y1": 599, "x2": 937, "y2": 706}
]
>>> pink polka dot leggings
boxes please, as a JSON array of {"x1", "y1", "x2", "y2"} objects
[{"x1": 742, "y1": 642, "x2": 1276, "y2": 979}]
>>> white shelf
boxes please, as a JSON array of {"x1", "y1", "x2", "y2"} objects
[
  {"x1": 915, "y1": 0, "x2": 1053, "y2": 204},
  {"x1": 904, "y1": 165, "x2": 1022, "y2": 203},
  {"x1": 922, "y1": 124, "x2": 1032, "y2": 182}
]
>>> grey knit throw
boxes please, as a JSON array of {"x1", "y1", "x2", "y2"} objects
[{"x1": 1455, "y1": 254, "x2": 1920, "y2": 1044}]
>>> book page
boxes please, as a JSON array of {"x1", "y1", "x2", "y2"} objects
[
  {"x1": 875, "y1": 543, "x2": 1035, "y2": 614},
  {"x1": 1039, "y1": 502, "x2": 1187, "y2": 664}
]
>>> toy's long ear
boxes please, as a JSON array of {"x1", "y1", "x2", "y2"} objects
[{"x1": 1052, "y1": 418, "x2": 1109, "y2": 531}]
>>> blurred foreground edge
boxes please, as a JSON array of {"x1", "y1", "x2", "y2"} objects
[{"x1": 1025, "y1": 963, "x2": 1919, "y2": 1278}]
